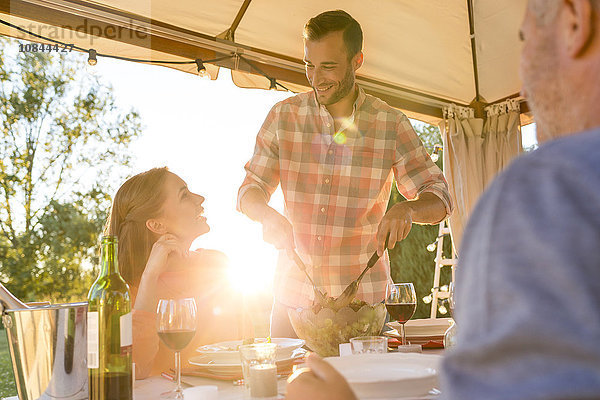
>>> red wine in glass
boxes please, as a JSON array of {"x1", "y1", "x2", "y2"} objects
[
  {"x1": 158, "y1": 329, "x2": 196, "y2": 352},
  {"x1": 385, "y1": 303, "x2": 416, "y2": 324},
  {"x1": 157, "y1": 298, "x2": 197, "y2": 399},
  {"x1": 385, "y1": 283, "x2": 417, "y2": 346}
]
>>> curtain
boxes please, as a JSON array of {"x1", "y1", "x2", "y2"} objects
[{"x1": 440, "y1": 100, "x2": 522, "y2": 253}]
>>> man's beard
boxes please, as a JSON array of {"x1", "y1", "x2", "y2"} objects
[{"x1": 314, "y1": 66, "x2": 355, "y2": 106}]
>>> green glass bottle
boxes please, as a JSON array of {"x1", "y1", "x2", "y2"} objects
[{"x1": 88, "y1": 235, "x2": 133, "y2": 399}]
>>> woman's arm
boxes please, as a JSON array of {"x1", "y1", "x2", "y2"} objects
[{"x1": 132, "y1": 234, "x2": 187, "y2": 378}]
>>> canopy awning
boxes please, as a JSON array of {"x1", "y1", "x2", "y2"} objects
[{"x1": 0, "y1": 0, "x2": 530, "y2": 124}]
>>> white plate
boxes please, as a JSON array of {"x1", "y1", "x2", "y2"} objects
[
  {"x1": 196, "y1": 338, "x2": 305, "y2": 364},
  {"x1": 189, "y1": 349, "x2": 306, "y2": 375},
  {"x1": 387, "y1": 318, "x2": 452, "y2": 337},
  {"x1": 324, "y1": 353, "x2": 441, "y2": 399}
]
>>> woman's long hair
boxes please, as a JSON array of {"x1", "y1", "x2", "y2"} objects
[{"x1": 104, "y1": 167, "x2": 170, "y2": 288}]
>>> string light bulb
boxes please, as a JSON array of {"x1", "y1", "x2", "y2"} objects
[
  {"x1": 430, "y1": 144, "x2": 442, "y2": 162},
  {"x1": 427, "y1": 242, "x2": 437, "y2": 252},
  {"x1": 422, "y1": 295, "x2": 433, "y2": 304},
  {"x1": 195, "y1": 59, "x2": 210, "y2": 79},
  {"x1": 87, "y1": 49, "x2": 97, "y2": 66},
  {"x1": 438, "y1": 304, "x2": 448, "y2": 315}
]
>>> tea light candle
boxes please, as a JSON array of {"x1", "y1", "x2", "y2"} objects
[{"x1": 249, "y1": 363, "x2": 277, "y2": 398}]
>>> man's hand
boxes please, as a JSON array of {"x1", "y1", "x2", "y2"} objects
[
  {"x1": 376, "y1": 202, "x2": 414, "y2": 256},
  {"x1": 262, "y1": 207, "x2": 295, "y2": 254},
  {"x1": 286, "y1": 353, "x2": 357, "y2": 400}
]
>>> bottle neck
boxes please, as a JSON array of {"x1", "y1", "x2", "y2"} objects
[{"x1": 99, "y1": 236, "x2": 119, "y2": 276}]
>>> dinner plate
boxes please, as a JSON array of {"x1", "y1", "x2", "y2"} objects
[
  {"x1": 196, "y1": 338, "x2": 305, "y2": 364},
  {"x1": 189, "y1": 348, "x2": 307, "y2": 375},
  {"x1": 325, "y1": 353, "x2": 441, "y2": 399}
]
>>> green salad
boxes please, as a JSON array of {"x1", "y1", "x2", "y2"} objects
[{"x1": 289, "y1": 299, "x2": 386, "y2": 357}]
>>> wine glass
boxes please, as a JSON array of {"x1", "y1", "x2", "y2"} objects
[
  {"x1": 157, "y1": 298, "x2": 197, "y2": 399},
  {"x1": 444, "y1": 282, "x2": 458, "y2": 349},
  {"x1": 448, "y1": 281, "x2": 455, "y2": 317},
  {"x1": 385, "y1": 283, "x2": 417, "y2": 346}
]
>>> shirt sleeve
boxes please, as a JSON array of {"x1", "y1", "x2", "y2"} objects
[
  {"x1": 392, "y1": 114, "x2": 453, "y2": 219},
  {"x1": 236, "y1": 103, "x2": 282, "y2": 212},
  {"x1": 132, "y1": 308, "x2": 159, "y2": 380},
  {"x1": 440, "y1": 156, "x2": 600, "y2": 400}
]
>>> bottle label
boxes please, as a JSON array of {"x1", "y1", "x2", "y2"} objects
[
  {"x1": 87, "y1": 311, "x2": 99, "y2": 369},
  {"x1": 120, "y1": 312, "x2": 132, "y2": 348}
]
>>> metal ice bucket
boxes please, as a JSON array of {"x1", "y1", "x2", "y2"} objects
[{"x1": 1, "y1": 302, "x2": 88, "y2": 400}]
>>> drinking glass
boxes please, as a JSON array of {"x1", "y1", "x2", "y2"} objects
[
  {"x1": 157, "y1": 298, "x2": 197, "y2": 399},
  {"x1": 448, "y1": 281, "x2": 455, "y2": 316},
  {"x1": 350, "y1": 336, "x2": 388, "y2": 354},
  {"x1": 385, "y1": 283, "x2": 417, "y2": 346},
  {"x1": 239, "y1": 343, "x2": 278, "y2": 398}
]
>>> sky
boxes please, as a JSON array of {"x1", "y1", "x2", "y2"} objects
[
  {"x1": 65, "y1": 56, "x2": 537, "y2": 294},
  {"x1": 90, "y1": 58, "x2": 293, "y2": 294}
]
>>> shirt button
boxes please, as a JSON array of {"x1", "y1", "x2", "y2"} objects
[
  {"x1": 317, "y1": 236, "x2": 322, "y2": 241},
  {"x1": 320, "y1": 207, "x2": 326, "y2": 213},
  {"x1": 328, "y1": 150, "x2": 333, "y2": 155},
  {"x1": 325, "y1": 178, "x2": 330, "y2": 184},
  {"x1": 326, "y1": 123, "x2": 331, "y2": 128}
]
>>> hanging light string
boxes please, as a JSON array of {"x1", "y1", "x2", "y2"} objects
[
  {"x1": 237, "y1": 54, "x2": 292, "y2": 92},
  {"x1": 0, "y1": 17, "x2": 291, "y2": 90}
]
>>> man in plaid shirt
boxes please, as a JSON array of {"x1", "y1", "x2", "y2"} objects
[{"x1": 237, "y1": 10, "x2": 453, "y2": 337}]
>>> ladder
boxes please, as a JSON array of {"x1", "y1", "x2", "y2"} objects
[{"x1": 430, "y1": 220, "x2": 457, "y2": 318}]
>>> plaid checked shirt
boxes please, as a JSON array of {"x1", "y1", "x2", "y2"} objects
[{"x1": 238, "y1": 87, "x2": 452, "y2": 308}]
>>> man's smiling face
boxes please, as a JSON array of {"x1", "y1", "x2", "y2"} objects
[{"x1": 304, "y1": 31, "x2": 359, "y2": 106}]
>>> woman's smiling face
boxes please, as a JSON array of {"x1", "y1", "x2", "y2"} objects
[{"x1": 151, "y1": 172, "x2": 209, "y2": 242}]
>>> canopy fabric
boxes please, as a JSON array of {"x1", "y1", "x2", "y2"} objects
[{"x1": 0, "y1": 0, "x2": 529, "y2": 124}]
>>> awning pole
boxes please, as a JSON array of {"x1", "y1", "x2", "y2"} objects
[
  {"x1": 219, "y1": 0, "x2": 253, "y2": 41},
  {"x1": 466, "y1": 0, "x2": 489, "y2": 118}
]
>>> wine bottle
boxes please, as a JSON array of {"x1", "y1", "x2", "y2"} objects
[
  {"x1": 0, "y1": 282, "x2": 29, "y2": 311},
  {"x1": 88, "y1": 235, "x2": 133, "y2": 399}
]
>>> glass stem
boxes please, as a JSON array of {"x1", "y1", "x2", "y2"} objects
[
  {"x1": 175, "y1": 350, "x2": 182, "y2": 397},
  {"x1": 401, "y1": 323, "x2": 406, "y2": 346}
]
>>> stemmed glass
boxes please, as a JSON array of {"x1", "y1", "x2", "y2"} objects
[
  {"x1": 385, "y1": 283, "x2": 417, "y2": 346},
  {"x1": 157, "y1": 298, "x2": 197, "y2": 399},
  {"x1": 448, "y1": 282, "x2": 455, "y2": 316}
]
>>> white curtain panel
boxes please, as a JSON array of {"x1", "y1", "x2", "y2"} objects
[
  {"x1": 482, "y1": 99, "x2": 522, "y2": 188},
  {"x1": 441, "y1": 100, "x2": 522, "y2": 253}
]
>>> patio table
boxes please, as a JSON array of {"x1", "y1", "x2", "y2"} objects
[
  {"x1": 1, "y1": 349, "x2": 444, "y2": 400},
  {"x1": 133, "y1": 373, "x2": 441, "y2": 400},
  {"x1": 134, "y1": 349, "x2": 444, "y2": 400}
]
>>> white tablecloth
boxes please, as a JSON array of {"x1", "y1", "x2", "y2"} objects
[{"x1": 134, "y1": 375, "x2": 287, "y2": 399}]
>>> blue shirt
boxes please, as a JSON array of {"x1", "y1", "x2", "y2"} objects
[{"x1": 441, "y1": 128, "x2": 600, "y2": 399}]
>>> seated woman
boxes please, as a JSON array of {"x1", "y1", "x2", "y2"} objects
[{"x1": 104, "y1": 167, "x2": 242, "y2": 379}]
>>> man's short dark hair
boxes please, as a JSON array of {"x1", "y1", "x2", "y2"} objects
[{"x1": 303, "y1": 10, "x2": 363, "y2": 58}]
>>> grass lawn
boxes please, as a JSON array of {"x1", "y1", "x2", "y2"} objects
[{"x1": 0, "y1": 330, "x2": 17, "y2": 398}]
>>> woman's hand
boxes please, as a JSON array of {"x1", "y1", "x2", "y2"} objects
[
  {"x1": 144, "y1": 234, "x2": 188, "y2": 278},
  {"x1": 133, "y1": 234, "x2": 188, "y2": 313}
]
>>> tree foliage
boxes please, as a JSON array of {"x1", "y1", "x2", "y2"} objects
[{"x1": 0, "y1": 38, "x2": 142, "y2": 302}]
